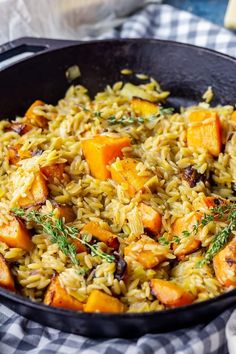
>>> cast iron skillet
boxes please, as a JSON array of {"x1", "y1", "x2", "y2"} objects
[{"x1": 0, "y1": 37, "x2": 236, "y2": 337}]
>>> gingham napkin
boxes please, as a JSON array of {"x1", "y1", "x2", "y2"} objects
[{"x1": 1, "y1": 3, "x2": 236, "y2": 354}]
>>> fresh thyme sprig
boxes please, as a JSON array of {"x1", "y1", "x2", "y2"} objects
[
  {"x1": 80, "y1": 234, "x2": 115, "y2": 263},
  {"x1": 12, "y1": 208, "x2": 82, "y2": 268},
  {"x1": 12, "y1": 208, "x2": 115, "y2": 266},
  {"x1": 107, "y1": 106, "x2": 174, "y2": 126},
  {"x1": 180, "y1": 203, "x2": 236, "y2": 266},
  {"x1": 200, "y1": 219, "x2": 236, "y2": 266},
  {"x1": 107, "y1": 115, "x2": 145, "y2": 125}
]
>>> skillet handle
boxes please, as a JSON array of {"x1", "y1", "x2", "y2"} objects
[{"x1": 0, "y1": 37, "x2": 79, "y2": 68}]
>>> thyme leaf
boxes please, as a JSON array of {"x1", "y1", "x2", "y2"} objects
[
  {"x1": 107, "y1": 115, "x2": 144, "y2": 125},
  {"x1": 80, "y1": 234, "x2": 115, "y2": 263},
  {"x1": 107, "y1": 106, "x2": 174, "y2": 126},
  {"x1": 159, "y1": 107, "x2": 174, "y2": 115},
  {"x1": 182, "y1": 230, "x2": 190, "y2": 238},
  {"x1": 172, "y1": 235, "x2": 180, "y2": 244},
  {"x1": 159, "y1": 236, "x2": 170, "y2": 245}
]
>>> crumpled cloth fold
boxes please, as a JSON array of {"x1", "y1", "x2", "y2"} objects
[{"x1": 0, "y1": 0, "x2": 161, "y2": 43}]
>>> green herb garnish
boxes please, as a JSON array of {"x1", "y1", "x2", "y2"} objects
[
  {"x1": 181, "y1": 203, "x2": 236, "y2": 266},
  {"x1": 172, "y1": 235, "x2": 180, "y2": 244},
  {"x1": 159, "y1": 107, "x2": 174, "y2": 115},
  {"x1": 193, "y1": 220, "x2": 200, "y2": 235},
  {"x1": 201, "y1": 214, "x2": 214, "y2": 226},
  {"x1": 78, "y1": 104, "x2": 90, "y2": 113},
  {"x1": 107, "y1": 106, "x2": 174, "y2": 126},
  {"x1": 12, "y1": 208, "x2": 115, "y2": 266},
  {"x1": 12, "y1": 208, "x2": 81, "y2": 267},
  {"x1": 159, "y1": 236, "x2": 170, "y2": 246},
  {"x1": 107, "y1": 115, "x2": 144, "y2": 125},
  {"x1": 80, "y1": 234, "x2": 115, "y2": 263},
  {"x1": 182, "y1": 230, "x2": 190, "y2": 238},
  {"x1": 201, "y1": 206, "x2": 236, "y2": 265}
]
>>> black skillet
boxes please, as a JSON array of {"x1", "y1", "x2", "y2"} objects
[{"x1": 0, "y1": 37, "x2": 236, "y2": 338}]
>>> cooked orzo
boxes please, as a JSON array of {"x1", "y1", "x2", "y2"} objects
[{"x1": 0, "y1": 76, "x2": 236, "y2": 313}]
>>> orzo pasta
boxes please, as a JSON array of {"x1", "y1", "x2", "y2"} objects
[{"x1": 0, "y1": 77, "x2": 236, "y2": 313}]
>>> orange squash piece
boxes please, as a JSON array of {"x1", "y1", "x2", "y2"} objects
[
  {"x1": 84, "y1": 289, "x2": 124, "y2": 313},
  {"x1": 44, "y1": 275, "x2": 84, "y2": 311},
  {"x1": 5, "y1": 122, "x2": 33, "y2": 135},
  {"x1": 25, "y1": 100, "x2": 48, "y2": 128},
  {"x1": 124, "y1": 235, "x2": 168, "y2": 269},
  {"x1": 8, "y1": 145, "x2": 21, "y2": 165},
  {"x1": 110, "y1": 158, "x2": 151, "y2": 196},
  {"x1": 74, "y1": 239, "x2": 87, "y2": 253},
  {"x1": 138, "y1": 203, "x2": 162, "y2": 234},
  {"x1": 232, "y1": 111, "x2": 236, "y2": 122},
  {"x1": 53, "y1": 203, "x2": 76, "y2": 223},
  {"x1": 131, "y1": 97, "x2": 159, "y2": 117},
  {"x1": 81, "y1": 221, "x2": 119, "y2": 250},
  {"x1": 81, "y1": 135, "x2": 131, "y2": 180},
  {"x1": 7, "y1": 144, "x2": 31, "y2": 165},
  {"x1": 150, "y1": 279, "x2": 195, "y2": 307},
  {"x1": 213, "y1": 238, "x2": 236, "y2": 287},
  {"x1": 203, "y1": 196, "x2": 228, "y2": 209},
  {"x1": 0, "y1": 254, "x2": 15, "y2": 291},
  {"x1": 0, "y1": 217, "x2": 33, "y2": 251},
  {"x1": 172, "y1": 212, "x2": 202, "y2": 259},
  {"x1": 41, "y1": 164, "x2": 65, "y2": 184},
  {"x1": 18, "y1": 172, "x2": 48, "y2": 208},
  {"x1": 187, "y1": 110, "x2": 222, "y2": 156}
]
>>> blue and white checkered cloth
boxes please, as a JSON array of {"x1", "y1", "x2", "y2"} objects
[{"x1": 2, "y1": 3, "x2": 236, "y2": 354}]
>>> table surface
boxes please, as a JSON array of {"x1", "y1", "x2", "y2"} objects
[{"x1": 164, "y1": 0, "x2": 228, "y2": 26}]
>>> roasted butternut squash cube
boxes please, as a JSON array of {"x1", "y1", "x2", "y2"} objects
[
  {"x1": 0, "y1": 217, "x2": 32, "y2": 251},
  {"x1": 213, "y1": 238, "x2": 236, "y2": 287},
  {"x1": 74, "y1": 239, "x2": 87, "y2": 253},
  {"x1": 110, "y1": 158, "x2": 151, "y2": 196},
  {"x1": 81, "y1": 135, "x2": 131, "y2": 180},
  {"x1": 44, "y1": 275, "x2": 84, "y2": 311},
  {"x1": 53, "y1": 203, "x2": 76, "y2": 223},
  {"x1": 124, "y1": 235, "x2": 168, "y2": 269},
  {"x1": 203, "y1": 196, "x2": 228, "y2": 209},
  {"x1": 81, "y1": 221, "x2": 119, "y2": 250},
  {"x1": 84, "y1": 289, "x2": 124, "y2": 313},
  {"x1": 150, "y1": 279, "x2": 195, "y2": 307},
  {"x1": 7, "y1": 145, "x2": 31, "y2": 165},
  {"x1": 5, "y1": 122, "x2": 33, "y2": 135},
  {"x1": 41, "y1": 164, "x2": 65, "y2": 184},
  {"x1": 138, "y1": 203, "x2": 162, "y2": 234},
  {"x1": 131, "y1": 97, "x2": 159, "y2": 117},
  {"x1": 25, "y1": 100, "x2": 48, "y2": 128},
  {"x1": 8, "y1": 146, "x2": 20, "y2": 165},
  {"x1": 18, "y1": 172, "x2": 48, "y2": 208},
  {"x1": 203, "y1": 196, "x2": 229, "y2": 221},
  {"x1": 187, "y1": 110, "x2": 222, "y2": 156},
  {"x1": 232, "y1": 111, "x2": 236, "y2": 122},
  {"x1": 0, "y1": 254, "x2": 15, "y2": 291},
  {"x1": 172, "y1": 212, "x2": 202, "y2": 259}
]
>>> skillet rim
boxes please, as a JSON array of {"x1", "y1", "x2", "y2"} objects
[
  {"x1": 0, "y1": 285, "x2": 236, "y2": 320},
  {"x1": 1, "y1": 37, "x2": 236, "y2": 73},
  {"x1": 1, "y1": 37, "x2": 236, "y2": 321}
]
